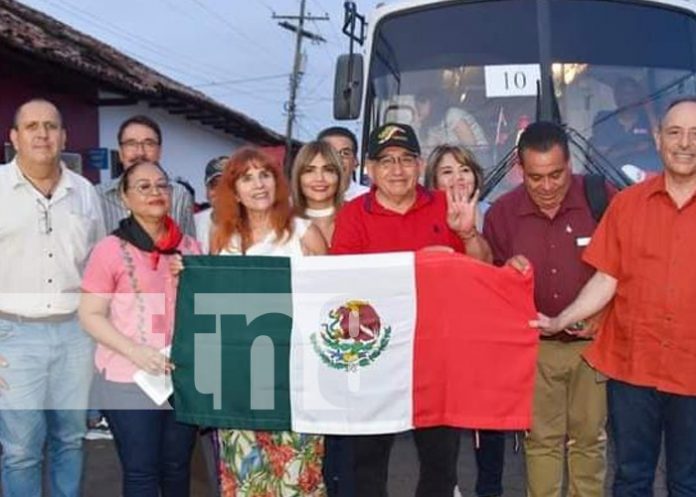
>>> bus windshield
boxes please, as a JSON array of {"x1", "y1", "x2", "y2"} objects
[{"x1": 366, "y1": 0, "x2": 696, "y2": 196}]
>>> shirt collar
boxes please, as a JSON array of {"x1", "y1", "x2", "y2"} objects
[
  {"x1": 8, "y1": 157, "x2": 74, "y2": 192},
  {"x1": 103, "y1": 176, "x2": 121, "y2": 193},
  {"x1": 363, "y1": 184, "x2": 434, "y2": 215},
  {"x1": 516, "y1": 175, "x2": 586, "y2": 218},
  {"x1": 645, "y1": 173, "x2": 667, "y2": 198}
]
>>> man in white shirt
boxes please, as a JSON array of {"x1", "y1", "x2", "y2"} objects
[
  {"x1": 194, "y1": 155, "x2": 226, "y2": 254},
  {"x1": 0, "y1": 98, "x2": 105, "y2": 497},
  {"x1": 99, "y1": 115, "x2": 195, "y2": 235},
  {"x1": 318, "y1": 126, "x2": 369, "y2": 201}
]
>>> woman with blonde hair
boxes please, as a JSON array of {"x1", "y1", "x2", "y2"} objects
[
  {"x1": 425, "y1": 144, "x2": 488, "y2": 230},
  {"x1": 210, "y1": 146, "x2": 327, "y2": 496},
  {"x1": 290, "y1": 141, "x2": 344, "y2": 246}
]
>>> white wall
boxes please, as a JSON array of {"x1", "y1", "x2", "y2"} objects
[{"x1": 98, "y1": 98, "x2": 247, "y2": 202}]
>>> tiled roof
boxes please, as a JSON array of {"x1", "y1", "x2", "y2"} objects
[{"x1": 0, "y1": 0, "x2": 288, "y2": 145}]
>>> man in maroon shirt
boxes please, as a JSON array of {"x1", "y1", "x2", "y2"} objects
[
  {"x1": 483, "y1": 121, "x2": 612, "y2": 497},
  {"x1": 330, "y1": 122, "x2": 491, "y2": 497}
]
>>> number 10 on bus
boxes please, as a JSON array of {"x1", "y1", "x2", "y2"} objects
[{"x1": 484, "y1": 64, "x2": 541, "y2": 98}]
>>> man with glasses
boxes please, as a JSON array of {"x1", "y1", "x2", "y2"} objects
[
  {"x1": 331, "y1": 122, "x2": 491, "y2": 497},
  {"x1": 90, "y1": 115, "x2": 194, "y2": 439},
  {"x1": 318, "y1": 126, "x2": 369, "y2": 201},
  {"x1": 0, "y1": 98, "x2": 105, "y2": 497},
  {"x1": 98, "y1": 115, "x2": 195, "y2": 235}
]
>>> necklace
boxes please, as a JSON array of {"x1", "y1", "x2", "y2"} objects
[
  {"x1": 21, "y1": 168, "x2": 61, "y2": 199},
  {"x1": 305, "y1": 206, "x2": 335, "y2": 218}
]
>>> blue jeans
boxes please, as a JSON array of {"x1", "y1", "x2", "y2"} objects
[
  {"x1": 474, "y1": 430, "x2": 505, "y2": 497},
  {"x1": 0, "y1": 317, "x2": 94, "y2": 497},
  {"x1": 608, "y1": 379, "x2": 696, "y2": 497},
  {"x1": 100, "y1": 379, "x2": 197, "y2": 497}
]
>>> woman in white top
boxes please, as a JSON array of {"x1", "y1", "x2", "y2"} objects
[
  {"x1": 208, "y1": 146, "x2": 328, "y2": 497},
  {"x1": 210, "y1": 147, "x2": 326, "y2": 257},
  {"x1": 290, "y1": 141, "x2": 345, "y2": 247}
]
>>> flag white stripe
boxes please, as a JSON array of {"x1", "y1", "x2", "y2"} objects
[{"x1": 289, "y1": 253, "x2": 417, "y2": 434}]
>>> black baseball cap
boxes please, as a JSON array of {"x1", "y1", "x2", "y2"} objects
[
  {"x1": 204, "y1": 156, "x2": 227, "y2": 185},
  {"x1": 367, "y1": 123, "x2": 420, "y2": 159}
]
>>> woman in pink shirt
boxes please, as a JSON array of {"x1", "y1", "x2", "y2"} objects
[{"x1": 79, "y1": 161, "x2": 200, "y2": 497}]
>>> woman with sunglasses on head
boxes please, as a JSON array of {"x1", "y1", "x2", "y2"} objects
[
  {"x1": 290, "y1": 141, "x2": 345, "y2": 247},
  {"x1": 425, "y1": 145, "x2": 503, "y2": 497},
  {"x1": 79, "y1": 160, "x2": 200, "y2": 497},
  {"x1": 210, "y1": 146, "x2": 327, "y2": 497}
]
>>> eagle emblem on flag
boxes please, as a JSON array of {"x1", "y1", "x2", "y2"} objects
[{"x1": 311, "y1": 300, "x2": 392, "y2": 372}]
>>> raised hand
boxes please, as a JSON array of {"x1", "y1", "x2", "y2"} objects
[{"x1": 446, "y1": 185, "x2": 479, "y2": 237}]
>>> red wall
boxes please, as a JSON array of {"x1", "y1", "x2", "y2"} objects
[{"x1": 0, "y1": 56, "x2": 101, "y2": 182}]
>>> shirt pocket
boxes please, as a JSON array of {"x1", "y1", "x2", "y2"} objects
[{"x1": 67, "y1": 208, "x2": 94, "y2": 263}]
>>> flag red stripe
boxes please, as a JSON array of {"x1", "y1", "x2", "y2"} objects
[{"x1": 413, "y1": 251, "x2": 538, "y2": 430}]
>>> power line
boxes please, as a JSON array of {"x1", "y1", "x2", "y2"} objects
[
  {"x1": 31, "y1": 0, "x2": 236, "y2": 84},
  {"x1": 273, "y1": 0, "x2": 330, "y2": 171},
  {"x1": 185, "y1": 0, "x2": 284, "y2": 69},
  {"x1": 310, "y1": 0, "x2": 344, "y2": 45},
  {"x1": 193, "y1": 73, "x2": 290, "y2": 89}
]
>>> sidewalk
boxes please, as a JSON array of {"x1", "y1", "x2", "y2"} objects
[{"x1": 77, "y1": 431, "x2": 667, "y2": 496}]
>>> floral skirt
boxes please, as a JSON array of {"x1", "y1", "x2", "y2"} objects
[{"x1": 217, "y1": 429, "x2": 326, "y2": 497}]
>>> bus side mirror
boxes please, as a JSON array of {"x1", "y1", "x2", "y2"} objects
[{"x1": 334, "y1": 53, "x2": 363, "y2": 120}]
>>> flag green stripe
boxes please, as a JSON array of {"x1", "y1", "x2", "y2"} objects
[{"x1": 172, "y1": 255, "x2": 293, "y2": 429}]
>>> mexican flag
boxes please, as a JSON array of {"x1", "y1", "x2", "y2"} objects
[{"x1": 172, "y1": 251, "x2": 537, "y2": 435}]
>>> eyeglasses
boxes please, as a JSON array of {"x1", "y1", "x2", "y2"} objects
[
  {"x1": 336, "y1": 147, "x2": 356, "y2": 159},
  {"x1": 376, "y1": 154, "x2": 418, "y2": 169},
  {"x1": 36, "y1": 199, "x2": 52, "y2": 235},
  {"x1": 120, "y1": 139, "x2": 160, "y2": 151},
  {"x1": 129, "y1": 181, "x2": 172, "y2": 196}
]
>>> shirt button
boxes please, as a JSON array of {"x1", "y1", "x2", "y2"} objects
[
  {"x1": 551, "y1": 268, "x2": 558, "y2": 274},
  {"x1": 550, "y1": 244, "x2": 556, "y2": 249},
  {"x1": 48, "y1": 253, "x2": 53, "y2": 258},
  {"x1": 553, "y1": 293, "x2": 559, "y2": 299},
  {"x1": 47, "y1": 304, "x2": 51, "y2": 309},
  {"x1": 47, "y1": 279, "x2": 53, "y2": 284}
]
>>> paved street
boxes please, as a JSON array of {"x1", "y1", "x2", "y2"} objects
[{"x1": 76, "y1": 432, "x2": 667, "y2": 497}]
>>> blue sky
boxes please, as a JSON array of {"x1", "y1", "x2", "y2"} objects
[{"x1": 18, "y1": 0, "x2": 380, "y2": 141}]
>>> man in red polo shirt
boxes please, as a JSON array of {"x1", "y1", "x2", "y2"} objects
[
  {"x1": 484, "y1": 121, "x2": 613, "y2": 497},
  {"x1": 536, "y1": 98, "x2": 696, "y2": 495},
  {"x1": 331, "y1": 122, "x2": 491, "y2": 497}
]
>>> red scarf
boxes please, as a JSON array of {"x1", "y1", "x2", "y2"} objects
[
  {"x1": 113, "y1": 215, "x2": 183, "y2": 270},
  {"x1": 151, "y1": 216, "x2": 183, "y2": 269}
]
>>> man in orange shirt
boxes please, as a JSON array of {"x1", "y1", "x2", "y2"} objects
[{"x1": 536, "y1": 97, "x2": 696, "y2": 496}]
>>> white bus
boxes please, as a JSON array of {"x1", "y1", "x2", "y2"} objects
[{"x1": 334, "y1": 0, "x2": 696, "y2": 197}]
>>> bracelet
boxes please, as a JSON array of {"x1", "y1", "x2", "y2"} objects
[{"x1": 459, "y1": 229, "x2": 478, "y2": 241}]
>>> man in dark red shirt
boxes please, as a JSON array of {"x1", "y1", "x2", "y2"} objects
[
  {"x1": 330, "y1": 122, "x2": 491, "y2": 497},
  {"x1": 484, "y1": 122, "x2": 612, "y2": 497}
]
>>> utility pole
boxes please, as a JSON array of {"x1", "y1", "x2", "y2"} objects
[{"x1": 273, "y1": 0, "x2": 329, "y2": 174}]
